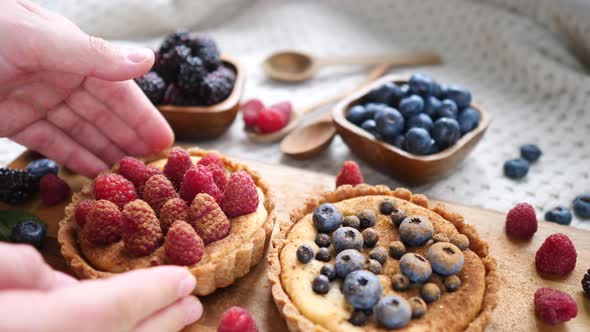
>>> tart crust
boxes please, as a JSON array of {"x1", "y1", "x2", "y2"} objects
[
  {"x1": 268, "y1": 184, "x2": 499, "y2": 331},
  {"x1": 58, "y1": 147, "x2": 276, "y2": 296}
]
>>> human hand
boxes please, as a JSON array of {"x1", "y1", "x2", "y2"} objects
[
  {"x1": 0, "y1": 0, "x2": 174, "y2": 177},
  {"x1": 0, "y1": 243, "x2": 202, "y2": 332}
]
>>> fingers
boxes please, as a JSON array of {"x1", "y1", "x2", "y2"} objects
[
  {"x1": 10, "y1": 120, "x2": 108, "y2": 177},
  {"x1": 134, "y1": 296, "x2": 202, "y2": 332},
  {"x1": 0, "y1": 243, "x2": 56, "y2": 291},
  {"x1": 52, "y1": 271, "x2": 78, "y2": 289}
]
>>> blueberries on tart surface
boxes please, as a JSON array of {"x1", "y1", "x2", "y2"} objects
[
  {"x1": 544, "y1": 206, "x2": 573, "y2": 225},
  {"x1": 573, "y1": 194, "x2": 590, "y2": 219}
]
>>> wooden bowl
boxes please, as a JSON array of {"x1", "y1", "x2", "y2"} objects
[
  {"x1": 157, "y1": 55, "x2": 245, "y2": 140},
  {"x1": 332, "y1": 74, "x2": 491, "y2": 184}
]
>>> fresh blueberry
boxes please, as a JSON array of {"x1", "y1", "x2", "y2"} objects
[
  {"x1": 409, "y1": 73, "x2": 434, "y2": 97},
  {"x1": 544, "y1": 206, "x2": 573, "y2": 225},
  {"x1": 405, "y1": 128, "x2": 434, "y2": 155},
  {"x1": 573, "y1": 194, "x2": 590, "y2": 219},
  {"x1": 424, "y1": 96, "x2": 442, "y2": 119},
  {"x1": 458, "y1": 107, "x2": 480, "y2": 134},
  {"x1": 436, "y1": 99, "x2": 458, "y2": 119},
  {"x1": 520, "y1": 144, "x2": 542, "y2": 163},
  {"x1": 375, "y1": 107, "x2": 405, "y2": 140},
  {"x1": 379, "y1": 198, "x2": 396, "y2": 215},
  {"x1": 332, "y1": 226, "x2": 364, "y2": 252},
  {"x1": 445, "y1": 85, "x2": 472, "y2": 109},
  {"x1": 431, "y1": 81, "x2": 443, "y2": 99},
  {"x1": 399, "y1": 95, "x2": 424, "y2": 118},
  {"x1": 400, "y1": 84, "x2": 411, "y2": 97},
  {"x1": 399, "y1": 216, "x2": 434, "y2": 247},
  {"x1": 364, "y1": 103, "x2": 389, "y2": 119},
  {"x1": 357, "y1": 210, "x2": 376, "y2": 228},
  {"x1": 365, "y1": 82, "x2": 403, "y2": 106},
  {"x1": 315, "y1": 247, "x2": 331, "y2": 262},
  {"x1": 369, "y1": 247, "x2": 388, "y2": 265},
  {"x1": 427, "y1": 242, "x2": 465, "y2": 276},
  {"x1": 26, "y1": 159, "x2": 58, "y2": 180},
  {"x1": 315, "y1": 233, "x2": 331, "y2": 247},
  {"x1": 392, "y1": 135, "x2": 405, "y2": 150},
  {"x1": 399, "y1": 253, "x2": 432, "y2": 283},
  {"x1": 432, "y1": 117, "x2": 461, "y2": 149},
  {"x1": 346, "y1": 105, "x2": 369, "y2": 125},
  {"x1": 374, "y1": 295, "x2": 412, "y2": 329},
  {"x1": 360, "y1": 119, "x2": 380, "y2": 138},
  {"x1": 343, "y1": 270, "x2": 383, "y2": 310},
  {"x1": 312, "y1": 275, "x2": 331, "y2": 294},
  {"x1": 335, "y1": 249, "x2": 366, "y2": 279},
  {"x1": 349, "y1": 310, "x2": 370, "y2": 326},
  {"x1": 444, "y1": 275, "x2": 462, "y2": 292},
  {"x1": 406, "y1": 113, "x2": 434, "y2": 132},
  {"x1": 296, "y1": 245, "x2": 314, "y2": 264},
  {"x1": 503, "y1": 158, "x2": 529, "y2": 179},
  {"x1": 313, "y1": 203, "x2": 342, "y2": 233},
  {"x1": 420, "y1": 283, "x2": 441, "y2": 303},
  {"x1": 321, "y1": 264, "x2": 337, "y2": 281},
  {"x1": 362, "y1": 228, "x2": 379, "y2": 248},
  {"x1": 427, "y1": 142, "x2": 440, "y2": 155},
  {"x1": 10, "y1": 219, "x2": 46, "y2": 249}
]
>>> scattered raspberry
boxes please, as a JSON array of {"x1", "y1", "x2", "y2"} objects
[
  {"x1": 179, "y1": 165, "x2": 222, "y2": 204},
  {"x1": 165, "y1": 220, "x2": 204, "y2": 265},
  {"x1": 163, "y1": 147, "x2": 193, "y2": 189},
  {"x1": 117, "y1": 156, "x2": 147, "y2": 188},
  {"x1": 142, "y1": 175, "x2": 178, "y2": 215},
  {"x1": 93, "y1": 173, "x2": 138, "y2": 209},
  {"x1": 217, "y1": 306, "x2": 258, "y2": 332},
  {"x1": 160, "y1": 198, "x2": 189, "y2": 233},
  {"x1": 197, "y1": 152, "x2": 224, "y2": 170},
  {"x1": 83, "y1": 200, "x2": 122, "y2": 245},
  {"x1": 207, "y1": 164, "x2": 228, "y2": 193},
  {"x1": 335, "y1": 161, "x2": 364, "y2": 188},
  {"x1": 256, "y1": 107, "x2": 288, "y2": 133},
  {"x1": 582, "y1": 269, "x2": 590, "y2": 297},
  {"x1": 242, "y1": 99, "x2": 264, "y2": 128},
  {"x1": 505, "y1": 203, "x2": 537, "y2": 239},
  {"x1": 39, "y1": 174, "x2": 71, "y2": 206},
  {"x1": 221, "y1": 171, "x2": 259, "y2": 218},
  {"x1": 189, "y1": 193, "x2": 230, "y2": 244},
  {"x1": 270, "y1": 101, "x2": 293, "y2": 124},
  {"x1": 534, "y1": 288, "x2": 577, "y2": 325},
  {"x1": 75, "y1": 200, "x2": 95, "y2": 227},
  {"x1": 535, "y1": 233, "x2": 577, "y2": 275},
  {"x1": 121, "y1": 200, "x2": 163, "y2": 256}
]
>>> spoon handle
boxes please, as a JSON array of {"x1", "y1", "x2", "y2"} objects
[{"x1": 316, "y1": 52, "x2": 442, "y2": 68}]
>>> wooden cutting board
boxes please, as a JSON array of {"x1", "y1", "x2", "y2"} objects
[{"x1": 2, "y1": 151, "x2": 589, "y2": 332}]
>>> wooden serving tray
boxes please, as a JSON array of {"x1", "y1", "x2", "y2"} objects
[{"x1": 2, "y1": 151, "x2": 588, "y2": 331}]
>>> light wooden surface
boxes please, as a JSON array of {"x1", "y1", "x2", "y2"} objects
[{"x1": 2, "y1": 151, "x2": 589, "y2": 331}]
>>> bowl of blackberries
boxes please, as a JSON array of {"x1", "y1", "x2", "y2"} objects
[
  {"x1": 135, "y1": 30, "x2": 244, "y2": 140},
  {"x1": 333, "y1": 73, "x2": 490, "y2": 183}
]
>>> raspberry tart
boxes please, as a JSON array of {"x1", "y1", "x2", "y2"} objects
[
  {"x1": 269, "y1": 185, "x2": 498, "y2": 331},
  {"x1": 58, "y1": 147, "x2": 275, "y2": 295}
]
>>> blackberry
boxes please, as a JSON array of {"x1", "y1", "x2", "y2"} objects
[
  {"x1": 0, "y1": 168, "x2": 38, "y2": 204},
  {"x1": 187, "y1": 36, "x2": 220, "y2": 70},
  {"x1": 583, "y1": 269, "x2": 590, "y2": 297},
  {"x1": 157, "y1": 30, "x2": 190, "y2": 56},
  {"x1": 134, "y1": 72, "x2": 166, "y2": 104},
  {"x1": 178, "y1": 56, "x2": 207, "y2": 91},
  {"x1": 154, "y1": 45, "x2": 191, "y2": 82},
  {"x1": 199, "y1": 66, "x2": 235, "y2": 105}
]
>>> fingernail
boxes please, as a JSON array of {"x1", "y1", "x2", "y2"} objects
[
  {"x1": 177, "y1": 275, "x2": 196, "y2": 297},
  {"x1": 123, "y1": 47, "x2": 153, "y2": 63},
  {"x1": 184, "y1": 296, "x2": 203, "y2": 325}
]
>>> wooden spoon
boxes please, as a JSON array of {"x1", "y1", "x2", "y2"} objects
[{"x1": 263, "y1": 50, "x2": 441, "y2": 83}]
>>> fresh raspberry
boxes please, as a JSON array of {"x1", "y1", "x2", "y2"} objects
[
  {"x1": 39, "y1": 174, "x2": 71, "y2": 206},
  {"x1": 242, "y1": 99, "x2": 264, "y2": 128},
  {"x1": 189, "y1": 193, "x2": 230, "y2": 244},
  {"x1": 163, "y1": 147, "x2": 193, "y2": 189},
  {"x1": 256, "y1": 107, "x2": 288, "y2": 133},
  {"x1": 534, "y1": 288, "x2": 577, "y2": 325},
  {"x1": 165, "y1": 220, "x2": 204, "y2": 265},
  {"x1": 117, "y1": 156, "x2": 147, "y2": 188},
  {"x1": 217, "y1": 306, "x2": 258, "y2": 332},
  {"x1": 75, "y1": 200, "x2": 95, "y2": 227},
  {"x1": 83, "y1": 200, "x2": 122, "y2": 245},
  {"x1": 221, "y1": 171, "x2": 259, "y2": 218},
  {"x1": 269, "y1": 100, "x2": 293, "y2": 124},
  {"x1": 138, "y1": 165, "x2": 164, "y2": 195},
  {"x1": 335, "y1": 161, "x2": 364, "y2": 188},
  {"x1": 160, "y1": 198, "x2": 189, "y2": 233},
  {"x1": 142, "y1": 175, "x2": 178, "y2": 215},
  {"x1": 207, "y1": 164, "x2": 228, "y2": 193},
  {"x1": 93, "y1": 173, "x2": 138, "y2": 209},
  {"x1": 505, "y1": 203, "x2": 537, "y2": 239},
  {"x1": 197, "y1": 152, "x2": 224, "y2": 170},
  {"x1": 121, "y1": 200, "x2": 163, "y2": 256},
  {"x1": 179, "y1": 165, "x2": 222, "y2": 204},
  {"x1": 535, "y1": 233, "x2": 577, "y2": 275}
]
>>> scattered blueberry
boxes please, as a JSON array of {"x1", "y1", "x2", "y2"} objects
[
  {"x1": 360, "y1": 119, "x2": 379, "y2": 138},
  {"x1": 349, "y1": 310, "x2": 370, "y2": 326},
  {"x1": 399, "y1": 253, "x2": 432, "y2": 283},
  {"x1": 296, "y1": 245, "x2": 314, "y2": 264},
  {"x1": 433, "y1": 233, "x2": 449, "y2": 243},
  {"x1": 346, "y1": 105, "x2": 369, "y2": 125},
  {"x1": 332, "y1": 227, "x2": 363, "y2": 252},
  {"x1": 365, "y1": 258, "x2": 382, "y2": 274},
  {"x1": 409, "y1": 297, "x2": 427, "y2": 318},
  {"x1": 392, "y1": 135, "x2": 405, "y2": 150},
  {"x1": 390, "y1": 208, "x2": 407, "y2": 227},
  {"x1": 10, "y1": 219, "x2": 46, "y2": 249},
  {"x1": 407, "y1": 113, "x2": 434, "y2": 132},
  {"x1": 436, "y1": 99, "x2": 458, "y2": 119},
  {"x1": 313, "y1": 203, "x2": 342, "y2": 233},
  {"x1": 365, "y1": 82, "x2": 403, "y2": 105},
  {"x1": 375, "y1": 295, "x2": 412, "y2": 329},
  {"x1": 399, "y1": 216, "x2": 434, "y2": 247},
  {"x1": 388, "y1": 241, "x2": 406, "y2": 259},
  {"x1": 335, "y1": 249, "x2": 365, "y2": 279},
  {"x1": 391, "y1": 273, "x2": 410, "y2": 291},
  {"x1": 342, "y1": 215, "x2": 361, "y2": 229},
  {"x1": 357, "y1": 210, "x2": 376, "y2": 229},
  {"x1": 321, "y1": 264, "x2": 337, "y2": 281},
  {"x1": 445, "y1": 85, "x2": 472, "y2": 109},
  {"x1": 420, "y1": 283, "x2": 441, "y2": 303},
  {"x1": 379, "y1": 198, "x2": 395, "y2": 215},
  {"x1": 362, "y1": 228, "x2": 379, "y2": 248},
  {"x1": 424, "y1": 96, "x2": 442, "y2": 118},
  {"x1": 315, "y1": 233, "x2": 331, "y2": 247},
  {"x1": 458, "y1": 107, "x2": 480, "y2": 134},
  {"x1": 26, "y1": 159, "x2": 58, "y2": 180},
  {"x1": 399, "y1": 95, "x2": 424, "y2": 118},
  {"x1": 409, "y1": 73, "x2": 434, "y2": 96},
  {"x1": 503, "y1": 158, "x2": 529, "y2": 179},
  {"x1": 315, "y1": 247, "x2": 331, "y2": 262},
  {"x1": 369, "y1": 247, "x2": 388, "y2": 265},
  {"x1": 520, "y1": 144, "x2": 542, "y2": 163},
  {"x1": 427, "y1": 242, "x2": 464, "y2": 276},
  {"x1": 405, "y1": 128, "x2": 434, "y2": 155},
  {"x1": 343, "y1": 270, "x2": 383, "y2": 310},
  {"x1": 444, "y1": 275, "x2": 462, "y2": 292},
  {"x1": 312, "y1": 275, "x2": 331, "y2": 294},
  {"x1": 449, "y1": 233, "x2": 470, "y2": 250},
  {"x1": 432, "y1": 117, "x2": 461, "y2": 149},
  {"x1": 573, "y1": 194, "x2": 590, "y2": 219},
  {"x1": 375, "y1": 107, "x2": 405, "y2": 139}
]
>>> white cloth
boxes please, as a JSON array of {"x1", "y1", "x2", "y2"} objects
[{"x1": 2, "y1": 0, "x2": 590, "y2": 229}]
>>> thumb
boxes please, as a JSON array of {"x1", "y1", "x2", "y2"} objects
[{"x1": 0, "y1": 243, "x2": 64, "y2": 291}]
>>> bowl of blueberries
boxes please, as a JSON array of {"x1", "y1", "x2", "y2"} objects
[{"x1": 332, "y1": 73, "x2": 491, "y2": 183}]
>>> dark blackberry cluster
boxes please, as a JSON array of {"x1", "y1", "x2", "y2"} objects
[
  {"x1": 583, "y1": 269, "x2": 590, "y2": 297},
  {"x1": 136, "y1": 31, "x2": 234, "y2": 107},
  {"x1": 0, "y1": 168, "x2": 38, "y2": 204}
]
